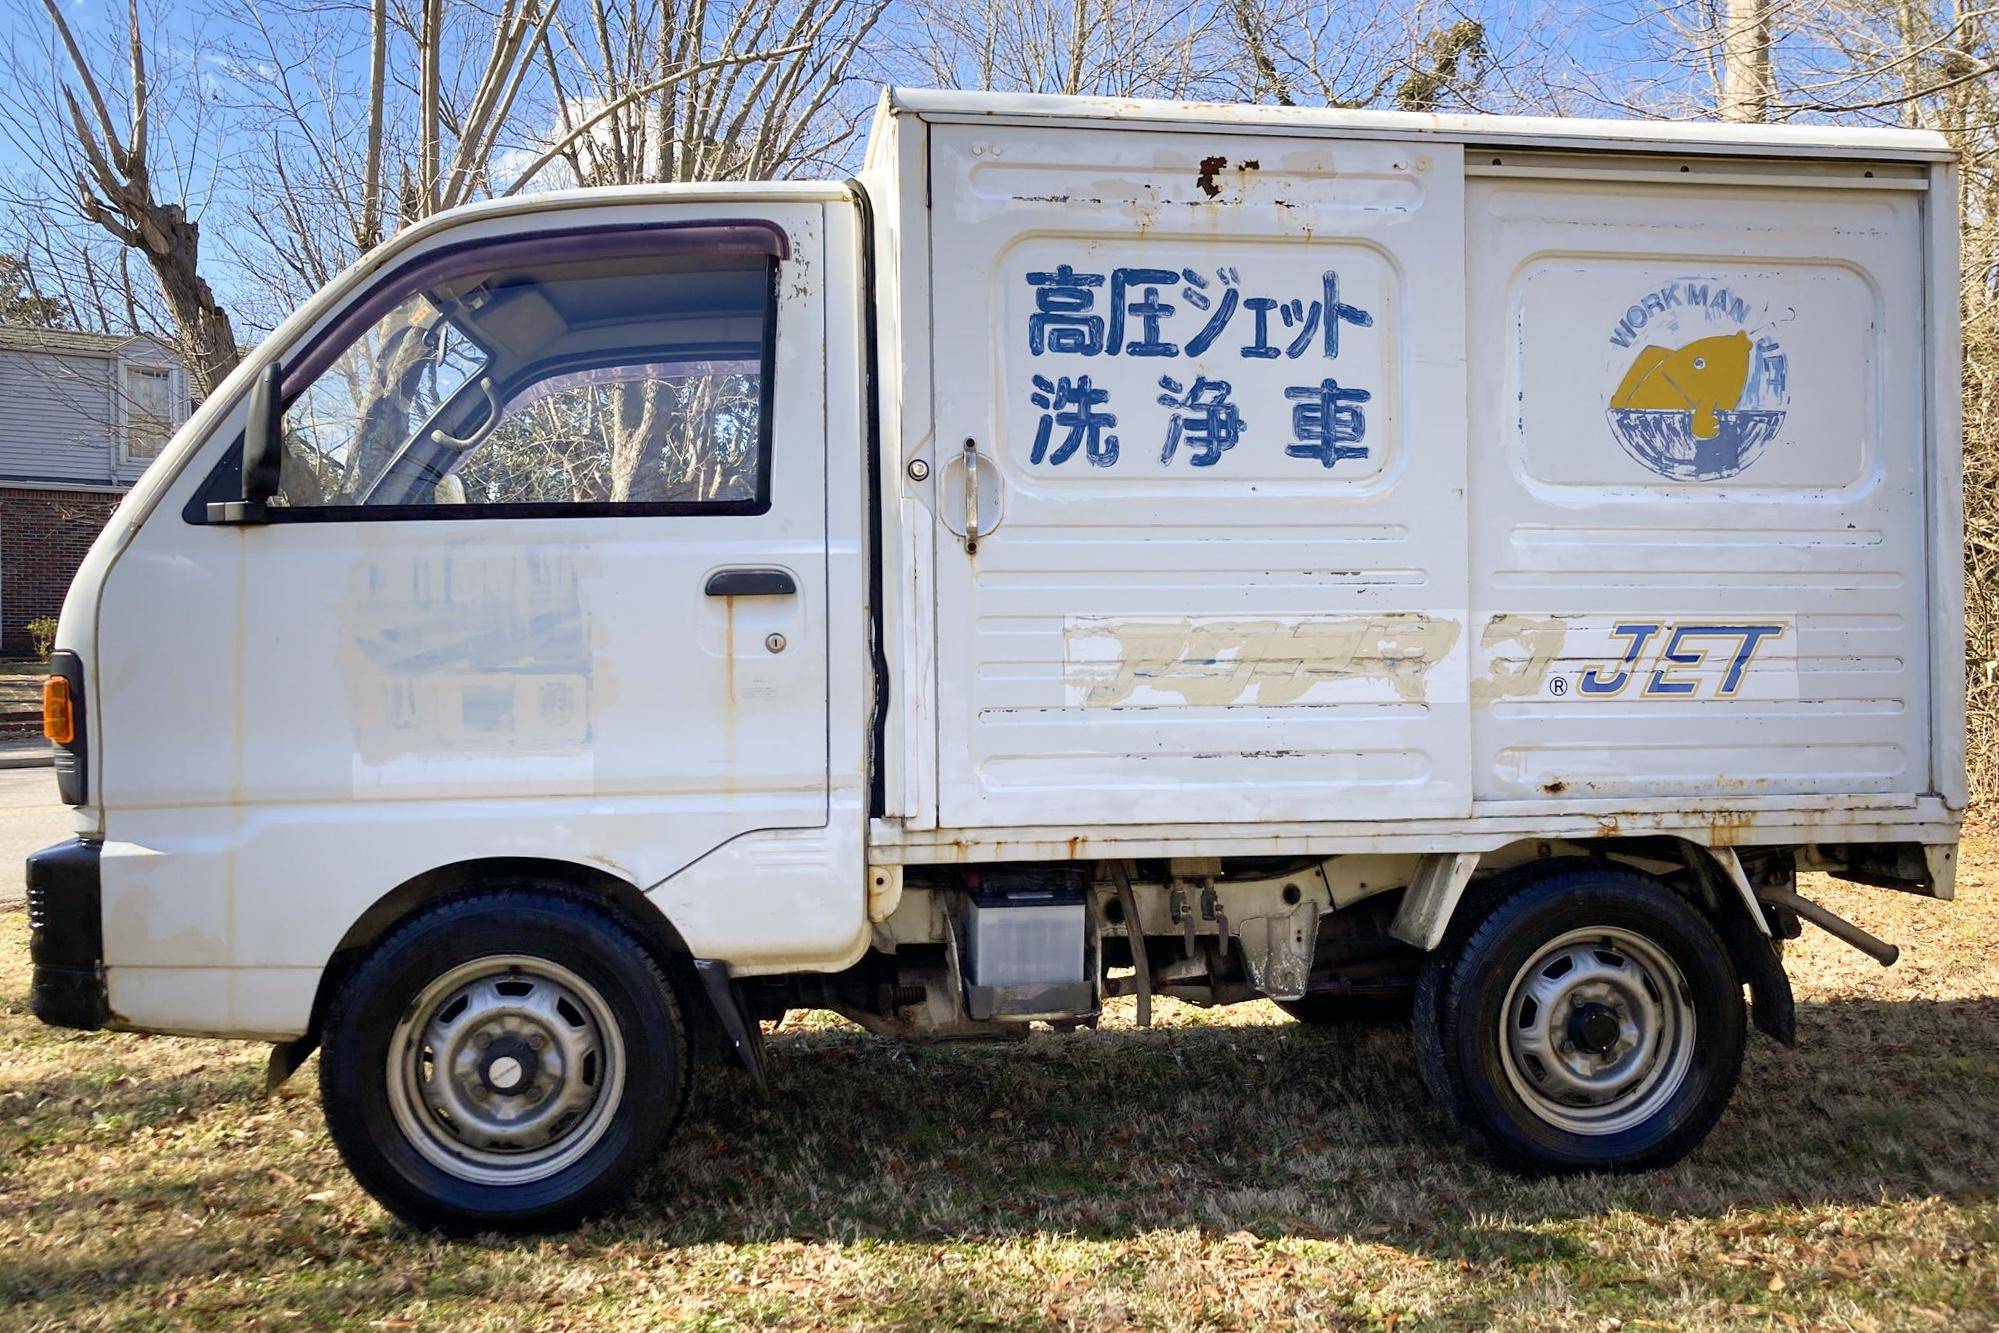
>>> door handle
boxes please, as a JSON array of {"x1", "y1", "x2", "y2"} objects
[
  {"x1": 704, "y1": 567, "x2": 797, "y2": 597},
  {"x1": 962, "y1": 436, "x2": 981, "y2": 555}
]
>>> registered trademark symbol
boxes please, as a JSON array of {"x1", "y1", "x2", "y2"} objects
[{"x1": 1548, "y1": 675, "x2": 1569, "y2": 697}]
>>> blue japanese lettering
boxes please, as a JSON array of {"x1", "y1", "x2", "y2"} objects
[
  {"x1": 1108, "y1": 267, "x2": 1181, "y2": 357},
  {"x1": 1026, "y1": 265, "x2": 1105, "y2": 356},
  {"x1": 1283, "y1": 377, "x2": 1371, "y2": 467},
  {"x1": 1030, "y1": 373, "x2": 1120, "y2": 466},
  {"x1": 1156, "y1": 375, "x2": 1245, "y2": 467},
  {"x1": 1239, "y1": 297, "x2": 1281, "y2": 359},
  {"x1": 1320, "y1": 271, "x2": 1373, "y2": 359},
  {"x1": 1181, "y1": 268, "x2": 1241, "y2": 357}
]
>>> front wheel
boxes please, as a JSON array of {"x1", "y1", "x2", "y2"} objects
[
  {"x1": 319, "y1": 889, "x2": 689, "y2": 1233},
  {"x1": 1413, "y1": 863, "x2": 1746, "y2": 1174}
]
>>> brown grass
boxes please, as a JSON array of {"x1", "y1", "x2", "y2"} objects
[{"x1": 3, "y1": 841, "x2": 1998, "y2": 1330}]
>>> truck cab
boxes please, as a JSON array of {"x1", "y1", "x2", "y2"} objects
[{"x1": 28, "y1": 91, "x2": 1963, "y2": 1232}]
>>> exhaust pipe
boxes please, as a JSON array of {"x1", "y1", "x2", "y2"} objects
[{"x1": 1756, "y1": 887, "x2": 1900, "y2": 967}]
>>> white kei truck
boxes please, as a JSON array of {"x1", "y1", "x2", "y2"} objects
[{"x1": 26, "y1": 89, "x2": 1964, "y2": 1232}]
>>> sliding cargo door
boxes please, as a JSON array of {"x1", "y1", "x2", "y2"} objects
[
  {"x1": 1464, "y1": 166, "x2": 1934, "y2": 803},
  {"x1": 927, "y1": 125, "x2": 1471, "y2": 829}
]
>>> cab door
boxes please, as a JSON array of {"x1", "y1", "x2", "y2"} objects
[{"x1": 92, "y1": 203, "x2": 851, "y2": 1030}]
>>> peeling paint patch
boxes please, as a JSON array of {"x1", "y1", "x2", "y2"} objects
[
  {"x1": 1469, "y1": 613, "x2": 1570, "y2": 706},
  {"x1": 337, "y1": 550, "x2": 601, "y2": 763},
  {"x1": 1065, "y1": 613, "x2": 1462, "y2": 707}
]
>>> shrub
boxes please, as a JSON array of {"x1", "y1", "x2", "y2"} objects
[{"x1": 26, "y1": 616, "x2": 58, "y2": 660}]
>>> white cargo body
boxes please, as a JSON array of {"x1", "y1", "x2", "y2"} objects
[
  {"x1": 27, "y1": 90, "x2": 1963, "y2": 1231},
  {"x1": 867, "y1": 93, "x2": 1962, "y2": 850}
]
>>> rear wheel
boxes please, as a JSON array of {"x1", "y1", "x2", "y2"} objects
[
  {"x1": 320, "y1": 889, "x2": 688, "y2": 1233},
  {"x1": 1413, "y1": 862, "x2": 1745, "y2": 1174}
]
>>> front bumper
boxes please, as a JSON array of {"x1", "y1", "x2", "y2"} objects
[{"x1": 26, "y1": 838, "x2": 107, "y2": 1030}]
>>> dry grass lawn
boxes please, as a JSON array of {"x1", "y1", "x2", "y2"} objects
[{"x1": 3, "y1": 835, "x2": 1998, "y2": 1330}]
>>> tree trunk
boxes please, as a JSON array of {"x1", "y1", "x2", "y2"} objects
[
  {"x1": 133, "y1": 203, "x2": 238, "y2": 400},
  {"x1": 1719, "y1": 0, "x2": 1772, "y2": 122}
]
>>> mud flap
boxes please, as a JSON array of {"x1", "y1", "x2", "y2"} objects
[
  {"x1": 1718, "y1": 915, "x2": 1795, "y2": 1047},
  {"x1": 693, "y1": 958, "x2": 770, "y2": 1092},
  {"x1": 264, "y1": 1034, "x2": 319, "y2": 1095}
]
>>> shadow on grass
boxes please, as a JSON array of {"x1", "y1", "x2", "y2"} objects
[
  {"x1": 620, "y1": 993, "x2": 1999, "y2": 1250},
  {"x1": 0, "y1": 994, "x2": 1993, "y2": 1316}
]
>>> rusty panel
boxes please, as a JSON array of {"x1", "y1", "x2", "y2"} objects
[{"x1": 925, "y1": 123, "x2": 1472, "y2": 828}]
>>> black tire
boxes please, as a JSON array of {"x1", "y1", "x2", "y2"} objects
[
  {"x1": 1413, "y1": 862, "x2": 1745, "y2": 1174},
  {"x1": 1275, "y1": 993, "x2": 1413, "y2": 1026},
  {"x1": 319, "y1": 889, "x2": 688, "y2": 1233}
]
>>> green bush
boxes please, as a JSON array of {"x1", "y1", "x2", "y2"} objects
[{"x1": 26, "y1": 616, "x2": 58, "y2": 660}]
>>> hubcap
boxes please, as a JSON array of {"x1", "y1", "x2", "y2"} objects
[
  {"x1": 386, "y1": 955, "x2": 626, "y2": 1186},
  {"x1": 1497, "y1": 926, "x2": 1695, "y2": 1136}
]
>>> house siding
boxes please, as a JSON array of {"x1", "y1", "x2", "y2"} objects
[
  {"x1": 0, "y1": 333, "x2": 187, "y2": 655},
  {"x1": 0, "y1": 348, "x2": 127, "y2": 486}
]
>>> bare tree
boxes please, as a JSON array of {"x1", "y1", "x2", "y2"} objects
[
  {"x1": 0, "y1": 251, "x2": 71, "y2": 328},
  {"x1": 0, "y1": 0, "x2": 240, "y2": 395},
  {"x1": 910, "y1": 0, "x2": 1220, "y2": 98},
  {"x1": 517, "y1": 0, "x2": 889, "y2": 190}
]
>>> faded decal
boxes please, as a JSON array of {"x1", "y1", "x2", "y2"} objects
[
  {"x1": 337, "y1": 550, "x2": 600, "y2": 763},
  {"x1": 1468, "y1": 614, "x2": 1570, "y2": 706},
  {"x1": 1604, "y1": 279, "x2": 1790, "y2": 482},
  {"x1": 1065, "y1": 613, "x2": 1463, "y2": 707}
]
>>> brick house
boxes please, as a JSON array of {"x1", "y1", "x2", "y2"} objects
[{"x1": 0, "y1": 327, "x2": 189, "y2": 654}]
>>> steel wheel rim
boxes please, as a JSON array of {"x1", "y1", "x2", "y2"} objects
[
  {"x1": 1497, "y1": 925, "x2": 1695, "y2": 1137},
  {"x1": 386, "y1": 955, "x2": 626, "y2": 1186}
]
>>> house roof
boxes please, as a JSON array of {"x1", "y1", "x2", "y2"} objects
[{"x1": 0, "y1": 325, "x2": 180, "y2": 360}]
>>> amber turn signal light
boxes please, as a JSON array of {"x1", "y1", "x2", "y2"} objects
[{"x1": 42, "y1": 676, "x2": 74, "y2": 746}]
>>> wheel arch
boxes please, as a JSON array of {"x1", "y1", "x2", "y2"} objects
[
  {"x1": 294, "y1": 856, "x2": 728, "y2": 1071},
  {"x1": 1422, "y1": 836, "x2": 1795, "y2": 1048}
]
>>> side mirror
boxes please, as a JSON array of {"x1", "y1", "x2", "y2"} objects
[{"x1": 206, "y1": 363, "x2": 284, "y2": 524}]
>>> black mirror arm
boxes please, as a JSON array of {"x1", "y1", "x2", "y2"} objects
[{"x1": 207, "y1": 362, "x2": 285, "y2": 525}]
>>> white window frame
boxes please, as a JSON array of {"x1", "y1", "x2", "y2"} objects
[{"x1": 117, "y1": 356, "x2": 186, "y2": 467}]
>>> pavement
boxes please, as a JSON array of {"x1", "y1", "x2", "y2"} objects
[
  {"x1": 0, "y1": 735, "x2": 51, "y2": 770},
  {"x1": 0, "y1": 765, "x2": 69, "y2": 907}
]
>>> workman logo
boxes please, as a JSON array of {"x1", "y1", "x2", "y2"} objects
[{"x1": 1604, "y1": 280, "x2": 1790, "y2": 482}]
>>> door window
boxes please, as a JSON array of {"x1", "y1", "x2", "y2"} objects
[{"x1": 193, "y1": 229, "x2": 778, "y2": 520}]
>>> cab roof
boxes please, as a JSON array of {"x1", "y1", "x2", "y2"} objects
[{"x1": 882, "y1": 87, "x2": 1954, "y2": 165}]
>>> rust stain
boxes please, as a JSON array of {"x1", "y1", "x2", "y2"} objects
[
  {"x1": 1541, "y1": 779, "x2": 1568, "y2": 796},
  {"x1": 1707, "y1": 809, "x2": 1754, "y2": 847},
  {"x1": 723, "y1": 595, "x2": 736, "y2": 709}
]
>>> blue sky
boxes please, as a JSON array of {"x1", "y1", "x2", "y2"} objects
[{"x1": 0, "y1": 0, "x2": 1852, "y2": 330}]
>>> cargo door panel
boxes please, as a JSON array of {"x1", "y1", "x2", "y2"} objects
[
  {"x1": 1464, "y1": 174, "x2": 1933, "y2": 802},
  {"x1": 927, "y1": 125, "x2": 1471, "y2": 829}
]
